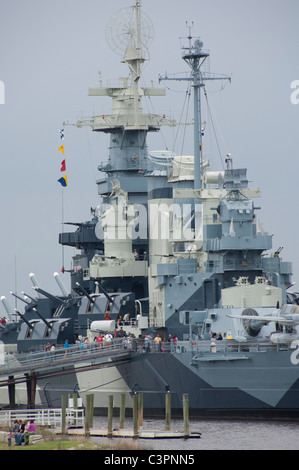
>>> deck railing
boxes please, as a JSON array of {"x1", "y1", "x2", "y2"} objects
[
  {"x1": 0, "y1": 339, "x2": 129, "y2": 376},
  {"x1": 0, "y1": 337, "x2": 293, "y2": 377},
  {"x1": 0, "y1": 407, "x2": 85, "y2": 428}
]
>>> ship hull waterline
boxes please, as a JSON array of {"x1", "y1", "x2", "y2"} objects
[{"x1": 1, "y1": 348, "x2": 299, "y2": 420}]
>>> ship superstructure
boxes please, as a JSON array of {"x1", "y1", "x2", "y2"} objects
[
  {"x1": 60, "y1": 1, "x2": 175, "y2": 301},
  {"x1": 0, "y1": 1, "x2": 299, "y2": 418}
]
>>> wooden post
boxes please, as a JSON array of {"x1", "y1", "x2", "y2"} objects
[
  {"x1": 72, "y1": 393, "x2": 78, "y2": 427},
  {"x1": 183, "y1": 393, "x2": 189, "y2": 438},
  {"x1": 108, "y1": 395, "x2": 113, "y2": 437},
  {"x1": 61, "y1": 394, "x2": 67, "y2": 434},
  {"x1": 133, "y1": 394, "x2": 139, "y2": 438},
  {"x1": 119, "y1": 393, "x2": 126, "y2": 429},
  {"x1": 138, "y1": 393, "x2": 143, "y2": 427},
  {"x1": 25, "y1": 371, "x2": 37, "y2": 409},
  {"x1": 73, "y1": 393, "x2": 78, "y2": 409},
  {"x1": 89, "y1": 393, "x2": 94, "y2": 428},
  {"x1": 85, "y1": 394, "x2": 93, "y2": 436},
  {"x1": 165, "y1": 392, "x2": 171, "y2": 431},
  {"x1": 8, "y1": 376, "x2": 15, "y2": 410}
]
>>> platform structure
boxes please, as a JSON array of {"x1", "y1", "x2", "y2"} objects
[{"x1": 0, "y1": 392, "x2": 201, "y2": 440}]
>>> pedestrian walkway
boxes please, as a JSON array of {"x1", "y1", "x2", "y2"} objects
[{"x1": 0, "y1": 339, "x2": 129, "y2": 377}]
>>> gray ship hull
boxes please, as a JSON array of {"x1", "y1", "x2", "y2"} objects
[
  {"x1": 116, "y1": 345, "x2": 299, "y2": 419},
  {"x1": 1, "y1": 342, "x2": 299, "y2": 419}
]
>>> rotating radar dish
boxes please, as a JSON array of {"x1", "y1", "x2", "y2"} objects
[{"x1": 105, "y1": 5, "x2": 154, "y2": 60}]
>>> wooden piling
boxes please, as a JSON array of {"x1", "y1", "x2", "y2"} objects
[
  {"x1": 61, "y1": 394, "x2": 67, "y2": 434},
  {"x1": 25, "y1": 371, "x2": 37, "y2": 409},
  {"x1": 89, "y1": 393, "x2": 94, "y2": 428},
  {"x1": 85, "y1": 394, "x2": 94, "y2": 436},
  {"x1": 8, "y1": 376, "x2": 15, "y2": 410},
  {"x1": 73, "y1": 393, "x2": 78, "y2": 409},
  {"x1": 133, "y1": 394, "x2": 139, "y2": 438},
  {"x1": 119, "y1": 393, "x2": 126, "y2": 429},
  {"x1": 138, "y1": 393, "x2": 143, "y2": 427},
  {"x1": 165, "y1": 392, "x2": 171, "y2": 431},
  {"x1": 108, "y1": 395, "x2": 113, "y2": 437},
  {"x1": 183, "y1": 393, "x2": 189, "y2": 438},
  {"x1": 69, "y1": 393, "x2": 78, "y2": 427}
]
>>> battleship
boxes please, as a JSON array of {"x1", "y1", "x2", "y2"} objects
[{"x1": 1, "y1": 0, "x2": 299, "y2": 418}]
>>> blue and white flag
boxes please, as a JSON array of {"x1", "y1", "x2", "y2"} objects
[{"x1": 59, "y1": 128, "x2": 64, "y2": 140}]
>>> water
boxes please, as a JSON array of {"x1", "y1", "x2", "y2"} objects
[{"x1": 91, "y1": 416, "x2": 299, "y2": 450}]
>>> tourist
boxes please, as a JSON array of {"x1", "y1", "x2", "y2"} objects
[
  {"x1": 154, "y1": 333, "x2": 162, "y2": 351},
  {"x1": 23, "y1": 420, "x2": 36, "y2": 446},
  {"x1": 14, "y1": 420, "x2": 27, "y2": 445},
  {"x1": 104, "y1": 311, "x2": 111, "y2": 320},
  {"x1": 64, "y1": 339, "x2": 70, "y2": 356},
  {"x1": 124, "y1": 313, "x2": 130, "y2": 324}
]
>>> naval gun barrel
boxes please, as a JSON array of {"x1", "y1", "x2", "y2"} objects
[
  {"x1": 95, "y1": 281, "x2": 114, "y2": 304},
  {"x1": 29, "y1": 273, "x2": 42, "y2": 298},
  {"x1": 10, "y1": 291, "x2": 31, "y2": 305},
  {"x1": 21, "y1": 292, "x2": 37, "y2": 305},
  {"x1": 32, "y1": 286, "x2": 65, "y2": 305},
  {"x1": 14, "y1": 309, "x2": 34, "y2": 330},
  {"x1": 53, "y1": 272, "x2": 69, "y2": 297},
  {"x1": 32, "y1": 308, "x2": 52, "y2": 329},
  {"x1": 0, "y1": 296, "x2": 13, "y2": 322},
  {"x1": 75, "y1": 282, "x2": 95, "y2": 304}
]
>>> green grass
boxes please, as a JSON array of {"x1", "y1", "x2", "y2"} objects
[
  {"x1": 1, "y1": 439, "x2": 100, "y2": 451},
  {"x1": 0, "y1": 431, "x2": 149, "y2": 451}
]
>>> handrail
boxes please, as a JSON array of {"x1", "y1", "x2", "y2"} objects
[
  {"x1": 0, "y1": 407, "x2": 84, "y2": 428},
  {"x1": 0, "y1": 339, "x2": 129, "y2": 376},
  {"x1": 0, "y1": 337, "x2": 292, "y2": 377}
]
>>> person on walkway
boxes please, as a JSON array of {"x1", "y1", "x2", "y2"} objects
[
  {"x1": 124, "y1": 313, "x2": 130, "y2": 325},
  {"x1": 64, "y1": 339, "x2": 70, "y2": 356},
  {"x1": 96, "y1": 334, "x2": 103, "y2": 348},
  {"x1": 154, "y1": 334, "x2": 162, "y2": 351},
  {"x1": 104, "y1": 312, "x2": 111, "y2": 321}
]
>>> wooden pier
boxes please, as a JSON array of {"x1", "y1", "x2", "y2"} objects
[
  {"x1": 66, "y1": 427, "x2": 202, "y2": 439},
  {"x1": 63, "y1": 392, "x2": 201, "y2": 440},
  {"x1": 0, "y1": 392, "x2": 201, "y2": 440}
]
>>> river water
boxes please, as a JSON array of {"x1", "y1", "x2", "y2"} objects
[{"x1": 91, "y1": 416, "x2": 299, "y2": 450}]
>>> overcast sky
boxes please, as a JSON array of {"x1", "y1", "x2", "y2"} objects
[{"x1": 0, "y1": 0, "x2": 298, "y2": 314}]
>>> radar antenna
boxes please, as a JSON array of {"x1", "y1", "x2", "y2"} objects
[{"x1": 105, "y1": 0, "x2": 154, "y2": 66}]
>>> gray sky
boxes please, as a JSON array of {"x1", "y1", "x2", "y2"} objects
[{"x1": 0, "y1": 0, "x2": 299, "y2": 314}]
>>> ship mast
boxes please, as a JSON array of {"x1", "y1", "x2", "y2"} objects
[
  {"x1": 66, "y1": 0, "x2": 175, "y2": 181},
  {"x1": 159, "y1": 24, "x2": 230, "y2": 190}
]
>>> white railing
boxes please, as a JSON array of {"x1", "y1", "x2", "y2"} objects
[{"x1": 0, "y1": 408, "x2": 85, "y2": 429}]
